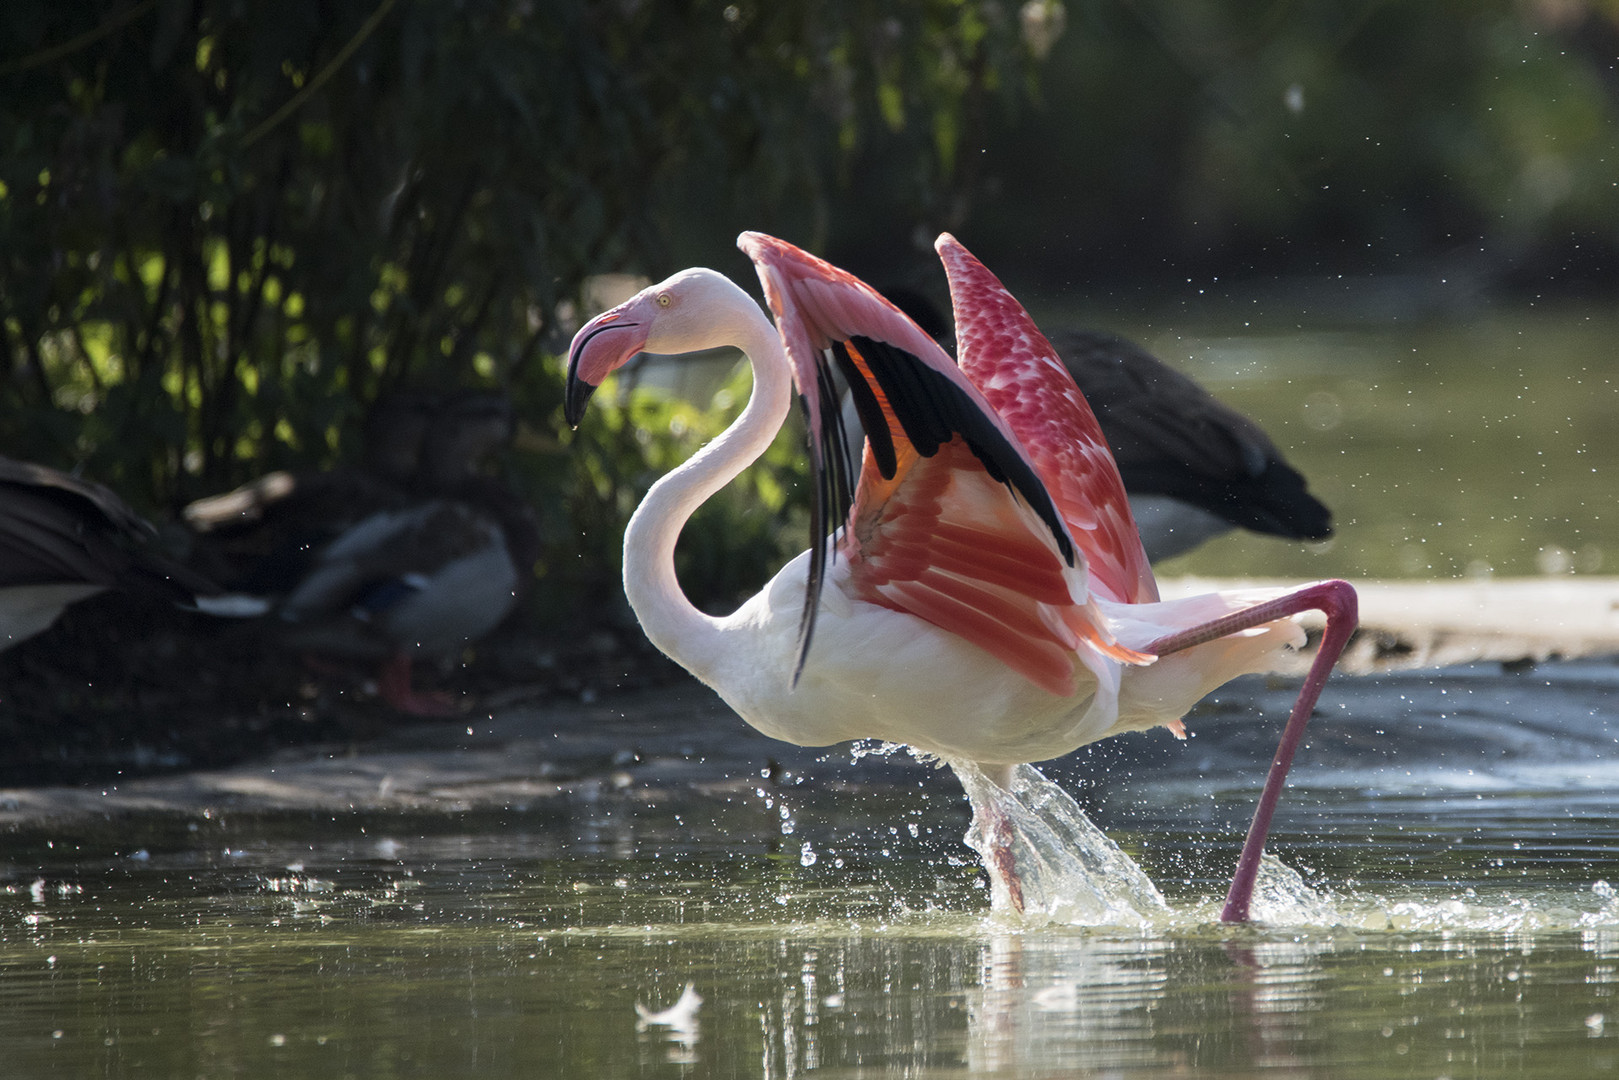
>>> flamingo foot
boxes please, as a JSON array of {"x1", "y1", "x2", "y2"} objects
[{"x1": 377, "y1": 652, "x2": 461, "y2": 717}]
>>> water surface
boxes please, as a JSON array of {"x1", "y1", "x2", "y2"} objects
[
  {"x1": 4, "y1": 659, "x2": 1619, "y2": 1076},
  {"x1": 1091, "y1": 304, "x2": 1618, "y2": 583}
]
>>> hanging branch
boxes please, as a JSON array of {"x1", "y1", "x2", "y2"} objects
[
  {"x1": 240, "y1": 0, "x2": 399, "y2": 148},
  {"x1": 0, "y1": 1, "x2": 158, "y2": 76}
]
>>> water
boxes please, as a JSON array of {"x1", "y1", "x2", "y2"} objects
[
  {"x1": 1107, "y1": 305, "x2": 1619, "y2": 583},
  {"x1": 5, "y1": 660, "x2": 1619, "y2": 1075},
  {"x1": 4, "y1": 304, "x2": 1618, "y2": 1075},
  {"x1": 5, "y1": 798, "x2": 1619, "y2": 1077},
  {"x1": 955, "y1": 758, "x2": 1170, "y2": 923}
]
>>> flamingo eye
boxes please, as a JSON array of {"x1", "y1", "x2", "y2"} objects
[{"x1": 656, "y1": 293, "x2": 672, "y2": 308}]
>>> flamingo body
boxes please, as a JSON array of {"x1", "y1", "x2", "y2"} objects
[
  {"x1": 703, "y1": 545, "x2": 1301, "y2": 766},
  {"x1": 566, "y1": 232, "x2": 1357, "y2": 921}
]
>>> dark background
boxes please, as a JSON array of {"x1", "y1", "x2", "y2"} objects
[{"x1": 0, "y1": 0, "x2": 1613, "y2": 776}]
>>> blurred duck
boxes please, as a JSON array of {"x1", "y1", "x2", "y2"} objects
[
  {"x1": 182, "y1": 389, "x2": 442, "y2": 592},
  {"x1": 0, "y1": 456, "x2": 218, "y2": 650},
  {"x1": 187, "y1": 391, "x2": 539, "y2": 714},
  {"x1": 880, "y1": 288, "x2": 1332, "y2": 561}
]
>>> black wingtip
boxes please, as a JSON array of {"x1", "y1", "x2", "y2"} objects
[
  {"x1": 846, "y1": 334, "x2": 1075, "y2": 567},
  {"x1": 790, "y1": 359, "x2": 862, "y2": 688},
  {"x1": 790, "y1": 498, "x2": 823, "y2": 689}
]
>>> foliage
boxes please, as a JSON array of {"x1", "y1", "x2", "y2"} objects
[
  {"x1": 0, "y1": 0, "x2": 1046, "y2": 514},
  {"x1": 939, "y1": 0, "x2": 1619, "y2": 284},
  {"x1": 1, "y1": 0, "x2": 1612, "y2": 643}
]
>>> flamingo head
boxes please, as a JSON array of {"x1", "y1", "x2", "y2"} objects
[{"x1": 563, "y1": 268, "x2": 744, "y2": 428}]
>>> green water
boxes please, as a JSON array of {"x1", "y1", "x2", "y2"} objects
[
  {"x1": 1117, "y1": 305, "x2": 1618, "y2": 582},
  {"x1": 6, "y1": 787, "x2": 1619, "y2": 1078}
]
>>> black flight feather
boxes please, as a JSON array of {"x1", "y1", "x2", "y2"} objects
[
  {"x1": 792, "y1": 356, "x2": 859, "y2": 684},
  {"x1": 847, "y1": 335, "x2": 1073, "y2": 565},
  {"x1": 831, "y1": 342, "x2": 897, "y2": 479},
  {"x1": 790, "y1": 332, "x2": 1077, "y2": 684}
]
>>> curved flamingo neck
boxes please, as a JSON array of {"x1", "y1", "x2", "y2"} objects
[{"x1": 620, "y1": 294, "x2": 793, "y2": 684}]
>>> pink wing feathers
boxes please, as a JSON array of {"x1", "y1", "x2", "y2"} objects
[
  {"x1": 937, "y1": 234, "x2": 1159, "y2": 607},
  {"x1": 738, "y1": 231, "x2": 1148, "y2": 694},
  {"x1": 738, "y1": 232, "x2": 1056, "y2": 530}
]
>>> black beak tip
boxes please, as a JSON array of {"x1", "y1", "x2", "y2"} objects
[{"x1": 564, "y1": 374, "x2": 598, "y2": 430}]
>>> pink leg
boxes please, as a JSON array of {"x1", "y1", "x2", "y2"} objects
[
  {"x1": 377, "y1": 652, "x2": 460, "y2": 717},
  {"x1": 989, "y1": 807, "x2": 1026, "y2": 913},
  {"x1": 969, "y1": 764, "x2": 1026, "y2": 913},
  {"x1": 1144, "y1": 580, "x2": 1359, "y2": 923}
]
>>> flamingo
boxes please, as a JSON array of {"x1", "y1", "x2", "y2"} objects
[{"x1": 564, "y1": 232, "x2": 1357, "y2": 922}]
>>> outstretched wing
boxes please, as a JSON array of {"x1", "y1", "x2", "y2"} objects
[
  {"x1": 738, "y1": 232, "x2": 1146, "y2": 693},
  {"x1": 936, "y1": 234, "x2": 1159, "y2": 607}
]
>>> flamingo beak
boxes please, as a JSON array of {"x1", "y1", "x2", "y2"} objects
[
  {"x1": 563, "y1": 314, "x2": 645, "y2": 429},
  {"x1": 563, "y1": 366, "x2": 598, "y2": 430}
]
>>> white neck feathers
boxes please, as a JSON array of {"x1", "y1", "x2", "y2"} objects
[{"x1": 620, "y1": 283, "x2": 793, "y2": 683}]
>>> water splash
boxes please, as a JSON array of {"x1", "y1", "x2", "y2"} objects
[
  {"x1": 847, "y1": 740, "x2": 912, "y2": 763},
  {"x1": 856, "y1": 746, "x2": 1585, "y2": 934},
  {"x1": 951, "y1": 760, "x2": 1169, "y2": 926},
  {"x1": 1585, "y1": 879, "x2": 1619, "y2": 924},
  {"x1": 1247, "y1": 853, "x2": 1336, "y2": 925}
]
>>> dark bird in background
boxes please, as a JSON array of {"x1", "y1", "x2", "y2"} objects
[
  {"x1": 0, "y1": 456, "x2": 219, "y2": 651},
  {"x1": 1047, "y1": 327, "x2": 1333, "y2": 560},
  {"x1": 182, "y1": 388, "x2": 449, "y2": 593},
  {"x1": 880, "y1": 287, "x2": 1333, "y2": 562},
  {"x1": 186, "y1": 391, "x2": 540, "y2": 714}
]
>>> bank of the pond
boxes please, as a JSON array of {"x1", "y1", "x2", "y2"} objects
[
  {"x1": 1164, "y1": 574, "x2": 1619, "y2": 673},
  {"x1": 0, "y1": 576, "x2": 1614, "y2": 827}
]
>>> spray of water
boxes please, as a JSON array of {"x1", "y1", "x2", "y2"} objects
[
  {"x1": 843, "y1": 743, "x2": 1358, "y2": 927},
  {"x1": 945, "y1": 758, "x2": 1338, "y2": 928},
  {"x1": 951, "y1": 760, "x2": 1169, "y2": 926},
  {"x1": 1247, "y1": 852, "x2": 1337, "y2": 925}
]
